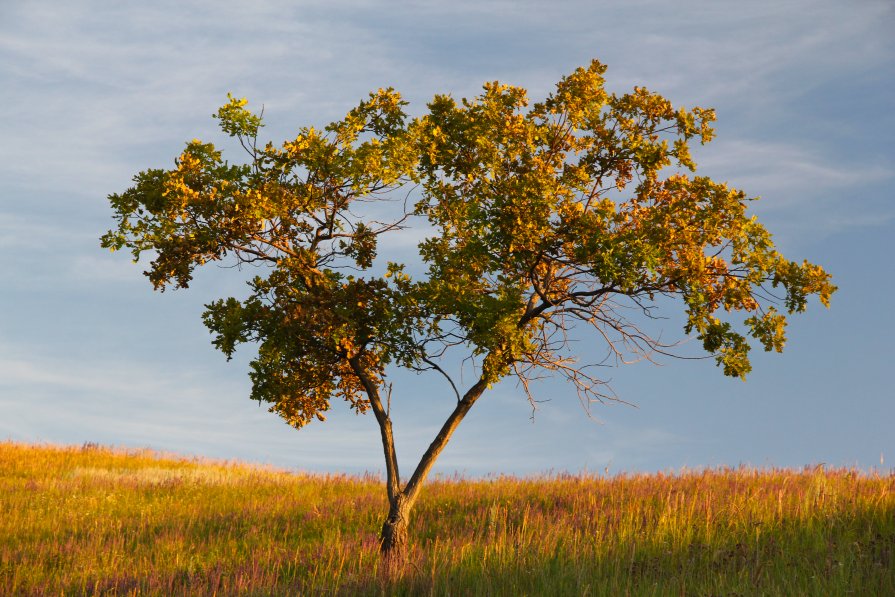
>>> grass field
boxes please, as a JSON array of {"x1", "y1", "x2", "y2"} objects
[{"x1": 1, "y1": 441, "x2": 892, "y2": 595}]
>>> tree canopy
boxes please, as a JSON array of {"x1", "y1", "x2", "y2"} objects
[{"x1": 102, "y1": 59, "x2": 835, "y2": 562}]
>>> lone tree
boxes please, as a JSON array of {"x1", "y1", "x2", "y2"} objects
[{"x1": 103, "y1": 60, "x2": 834, "y2": 567}]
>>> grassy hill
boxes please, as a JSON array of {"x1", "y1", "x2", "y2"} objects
[{"x1": 1, "y1": 442, "x2": 892, "y2": 595}]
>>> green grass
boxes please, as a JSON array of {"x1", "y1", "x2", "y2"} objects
[{"x1": 1, "y1": 441, "x2": 892, "y2": 595}]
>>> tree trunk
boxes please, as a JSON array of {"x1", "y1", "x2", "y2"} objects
[
  {"x1": 351, "y1": 350, "x2": 490, "y2": 574},
  {"x1": 379, "y1": 496, "x2": 411, "y2": 573},
  {"x1": 374, "y1": 379, "x2": 489, "y2": 574}
]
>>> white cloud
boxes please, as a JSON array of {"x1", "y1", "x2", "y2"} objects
[
  {"x1": 0, "y1": 212, "x2": 89, "y2": 249},
  {"x1": 698, "y1": 139, "x2": 893, "y2": 199},
  {"x1": 68, "y1": 253, "x2": 145, "y2": 283},
  {"x1": 689, "y1": 138, "x2": 895, "y2": 241}
]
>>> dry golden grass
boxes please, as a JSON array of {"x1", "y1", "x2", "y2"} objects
[{"x1": 2, "y1": 441, "x2": 892, "y2": 595}]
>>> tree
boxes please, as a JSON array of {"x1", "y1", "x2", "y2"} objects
[{"x1": 102, "y1": 60, "x2": 835, "y2": 568}]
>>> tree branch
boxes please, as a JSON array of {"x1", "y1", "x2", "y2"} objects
[
  {"x1": 401, "y1": 377, "x2": 488, "y2": 507},
  {"x1": 348, "y1": 355, "x2": 401, "y2": 503},
  {"x1": 420, "y1": 357, "x2": 461, "y2": 403}
]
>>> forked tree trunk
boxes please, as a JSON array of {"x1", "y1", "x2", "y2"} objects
[{"x1": 348, "y1": 355, "x2": 490, "y2": 575}]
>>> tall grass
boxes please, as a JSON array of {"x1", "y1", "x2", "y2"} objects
[{"x1": 1, "y1": 441, "x2": 892, "y2": 595}]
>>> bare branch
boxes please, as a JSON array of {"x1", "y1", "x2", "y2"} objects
[{"x1": 420, "y1": 357, "x2": 462, "y2": 403}]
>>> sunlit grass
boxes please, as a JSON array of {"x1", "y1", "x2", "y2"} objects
[{"x1": 2, "y1": 441, "x2": 892, "y2": 595}]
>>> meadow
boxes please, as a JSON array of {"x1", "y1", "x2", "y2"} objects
[{"x1": 1, "y1": 442, "x2": 892, "y2": 595}]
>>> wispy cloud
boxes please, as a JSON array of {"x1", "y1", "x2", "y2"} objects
[
  {"x1": 698, "y1": 139, "x2": 893, "y2": 199},
  {"x1": 692, "y1": 138, "x2": 894, "y2": 239},
  {"x1": 1, "y1": 1, "x2": 411, "y2": 197},
  {"x1": 0, "y1": 212, "x2": 89, "y2": 249}
]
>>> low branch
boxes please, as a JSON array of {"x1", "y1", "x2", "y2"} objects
[{"x1": 401, "y1": 377, "x2": 488, "y2": 507}]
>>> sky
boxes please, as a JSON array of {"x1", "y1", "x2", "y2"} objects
[{"x1": 1, "y1": 0, "x2": 893, "y2": 477}]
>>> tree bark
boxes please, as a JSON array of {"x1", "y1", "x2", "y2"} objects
[{"x1": 379, "y1": 495, "x2": 410, "y2": 572}]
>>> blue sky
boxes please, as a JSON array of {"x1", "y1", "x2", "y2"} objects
[{"x1": 1, "y1": 0, "x2": 893, "y2": 476}]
